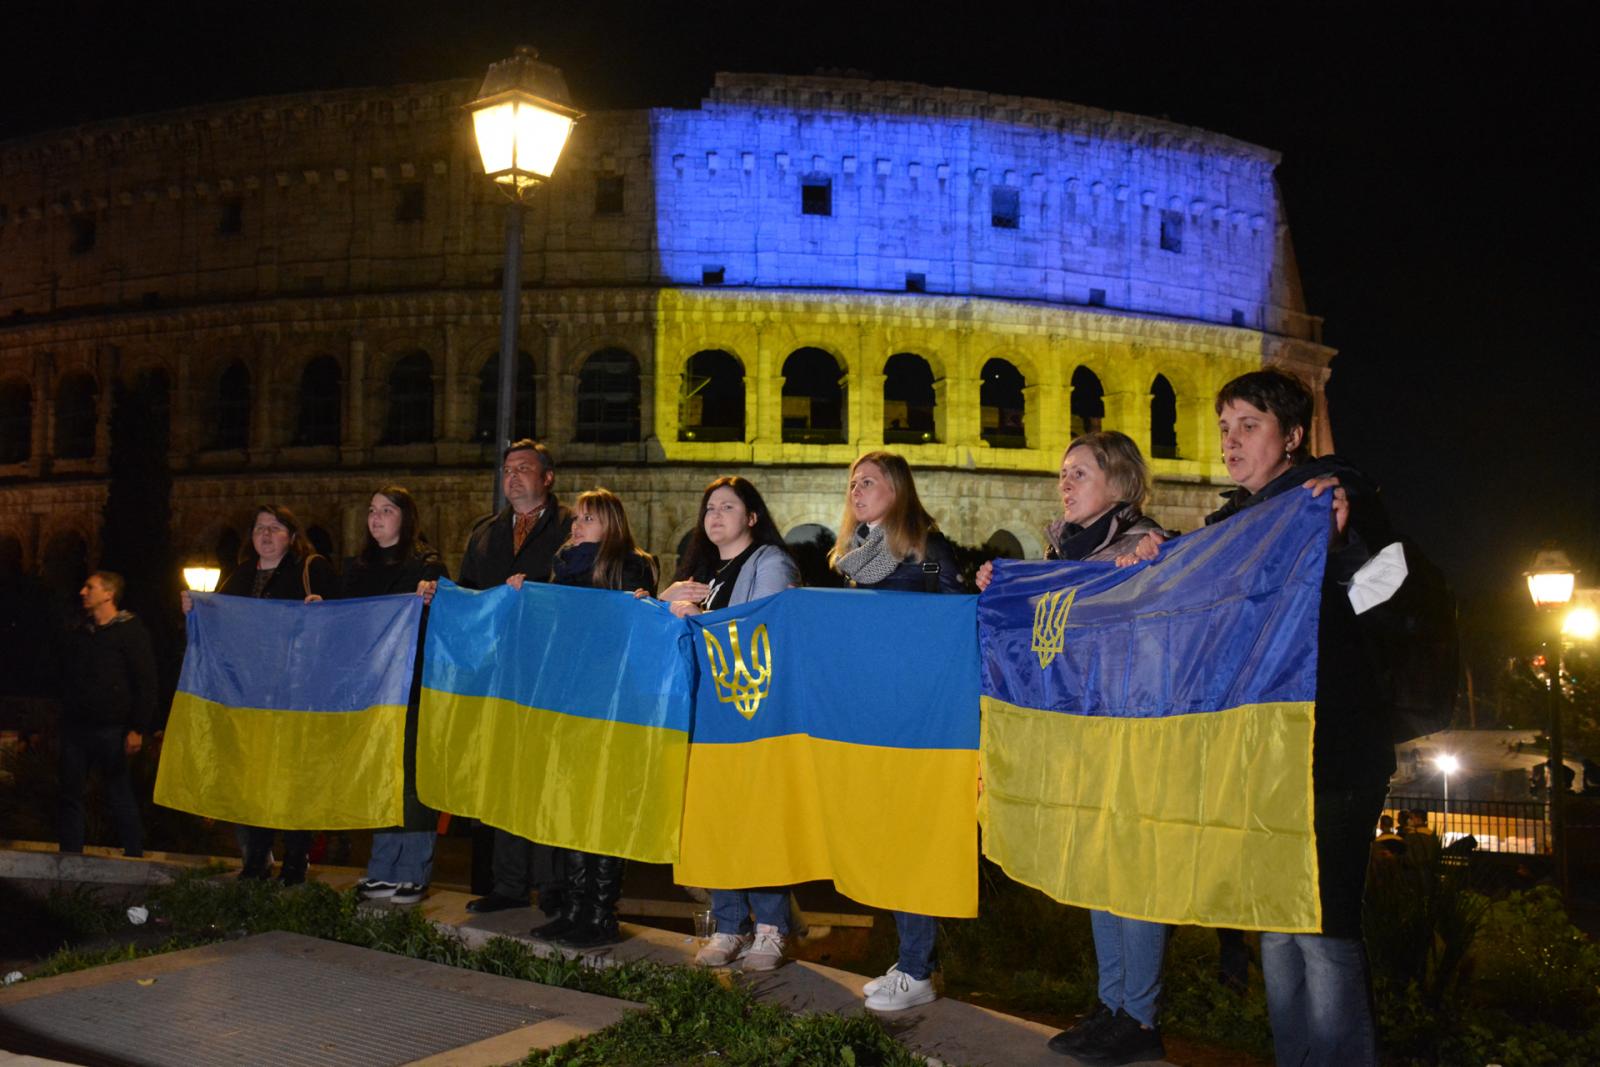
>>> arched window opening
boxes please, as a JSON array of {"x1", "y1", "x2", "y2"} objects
[
  {"x1": 979, "y1": 358, "x2": 1026, "y2": 449},
  {"x1": 679, "y1": 350, "x2": 745, "y2": 442},
  {"x1": 1070, "y1": 366, "x2": 1105, "y2": 437},
  {"x1": 781, "y1": 348, "x2": 846, "y2": 444},
  {"x1": 306, "y1": 524, "x2": 336, "y2": 561},
  {"x1": 785, "y1": 523, "x2": 843, "y2": 589},
  {"x1": 41, "y1": 530, "x2": 89, "y2": 591},
  {"x1": 215, "y1": 527, "x2": 243, "y2": 570},
  {"x1": 575, "y1": 348, "x2": 641, "y2": 443},
  {"x1": 55, "y1": 374, "x2": 98, "y2": 458},
  {"x1": 213, "y1": 361, "x2": 250, "y2": 451},
  {"x1": 0, "y1": 381, "x2": 31, "y2": 463},
  {"x1": 295, "y1": 357, "x2": 342, "y2": 446},
  {"x1": 883, "y1": 353, "x2": 937, "y2": 444},
  {"x1": 383, "y1": 351, "x2": 434, "y2": 444},
  {"x1": 1150, "y1": 374, "x2": 1178, "y2": 459},
  {"x1": 984, "y1": 529, "x2": 1026, "y2": 561},
  {"x1": 474, "y1": 350, "x2": 536, "y2": 444}
]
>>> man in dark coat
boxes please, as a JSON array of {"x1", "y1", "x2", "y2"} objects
[
  {"x1": 59, "y1": 570, "x2": 156, "y2": 856},
  {"x1": 455, "y1": 440, "x2": 574, "y2": 915}
]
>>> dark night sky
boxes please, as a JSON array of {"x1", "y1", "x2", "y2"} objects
[{"x1": 5, "y1": 1, "x2": 1595, "y2": 602}]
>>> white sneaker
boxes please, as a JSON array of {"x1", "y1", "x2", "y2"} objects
[
  {"x1": 740, "y1": 923, "x2": 785, "y2": 971},
  {"x1": 864, "y1": 968, "x2": 938, "y2": 1012},
  {"x1": 861, "y1": 963, "x2": 902, "y2": 998},
  {"x1": 694, "y1": 932, "x2": 750, "y2": 967}
]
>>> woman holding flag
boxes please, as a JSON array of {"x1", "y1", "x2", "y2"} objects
[
  {"x1": 1208, "y1": 368, "x2": 1393, "y2": 1067},
  {"x1": 828, "y1": 451, "x2": 961, "y2": 1012}
]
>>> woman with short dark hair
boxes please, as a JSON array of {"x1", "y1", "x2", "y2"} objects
[{"x1": 1210, "y1": 367, "x2": 1394, "y2": 1067}]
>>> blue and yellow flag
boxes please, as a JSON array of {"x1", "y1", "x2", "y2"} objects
[
  {"x1": 979, "y1": 490, "x2": 1330, "y2": 932},
  {"x1": 155, "y1": 593, "x2": 422, "y2": 829},
  {"x1": 417, "y1": 580, "x2": 696, "y2": 864},
  {"x1": 676, "y1": 588, "x2": 980, "y2": 918}
]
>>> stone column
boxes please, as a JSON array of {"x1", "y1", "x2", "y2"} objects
[
  {"x1": 752, "y1": 320, "x2": 782, "y2": 458},
  {"x1": 250, "y1": 337, "x2": 275, "y2": 462},
  {"x1": 92, "y1": 346, "x2": 115, "y2": 468},
  {"x1": 864, "y1": 372, "x2": 887, "y2": 448},
  {"x1": 29, "y1": 352, "x2": 52, "y2": 478},
  {"x1": 440, "y1": 327, "x2": 463, "y2": 443},
  {"x1": 343, "y1": 337, "x2": 367, "y2": 464},
  {"x1": 543, "y1": 326, "x2": 566, "y2": 446},
  {"x1": 170, "y1": 349, "x2": 193, "y2": 469},
  {"x1": 1177, "y1": 396, "x2": 1211, "y2": 464},
  {"x1": 1100, "y1": 388, "x2": 1147, "y2": 445}
]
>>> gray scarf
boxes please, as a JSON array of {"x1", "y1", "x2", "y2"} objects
[{"x1": 834, "y1": 524, "x2": 902, "y2": 586}]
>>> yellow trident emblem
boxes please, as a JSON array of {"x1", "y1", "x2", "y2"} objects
[
  {"x1": 1031, "y1": 588, "x2": 1076, "y2": 669},
  {"x1": 703, "y1": 621, "x2": 773, "y2": 720}
]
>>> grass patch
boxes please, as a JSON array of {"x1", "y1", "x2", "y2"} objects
[{"x1": 23, "y1": 871, "x2": 926, "y2": 1067}]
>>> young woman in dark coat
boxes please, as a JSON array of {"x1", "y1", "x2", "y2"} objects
[
  {"x1": 183, "y1": 503, "x2": 336, "y2": 883},
  {"x1": 525, "y1": 488, "x2": 658, "y2": 948},
  {"x1": 322, "y1": 487, "x2": 446, "y2": 905}
]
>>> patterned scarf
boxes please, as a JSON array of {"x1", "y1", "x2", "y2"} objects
[{"x1": 833, "y1": 524, "x2": 903, "y2": 586}]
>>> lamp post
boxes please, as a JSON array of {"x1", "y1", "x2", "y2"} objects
[
  {"x1": 1526, "y1": 546, "x2": 1577, "y2": 899},
  {"x1": 467, "y1": 45, "x2": 581, "y2": 510},
  {"x1": 1435, "y1": 753, "x2": 1458, "y2": 835}
]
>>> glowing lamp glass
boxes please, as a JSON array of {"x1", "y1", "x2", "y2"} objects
[
  {"x1": 183, "y1": 566, "x2": 221, "y2": 592},
  {"x1": 1528, "y1": 571, "x2": 1576, "y2": 608},
  {"x1": 1563, "y1": 606, "x2": 1600, "y2": 641},
  {"x1": 1434, "y1": 754, "x2": 1459, "y2": 776},
  {"x1": 472, "y1": 99, "x2": 575, "y2": 190}
]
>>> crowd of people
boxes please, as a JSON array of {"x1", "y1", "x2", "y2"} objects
[{"x1": 63, "y1": 367, "x2": 1402, "y2": 1067}]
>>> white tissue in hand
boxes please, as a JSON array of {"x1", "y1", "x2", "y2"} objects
[{"x1": 1348, "y1": 542, "x2": 1408, "y2": 615}]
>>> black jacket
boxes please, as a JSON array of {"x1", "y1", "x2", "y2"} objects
[
  {"x1": 218, "y1": 551, "x2": 337, "y2": 601},
  {"x1": 1206, "y1": 455, "x2": 1397, "y2": 789},
  {"x1": 337, "y1": 544, "x2": 447, "y2": 599},
  {"x1": 60, "y1": 611, "x2": 158, "y2": 733},
  {"x1": 848, "y1": 529, "x2": 964, "y2": 595},
  {"x1": 458, "y1": 500, "x2": 574, "y2": 591}
]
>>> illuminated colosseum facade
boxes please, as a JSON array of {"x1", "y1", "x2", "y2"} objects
[{"x1": 0, "y1": 72, "x2": 1332, "y2": 583}]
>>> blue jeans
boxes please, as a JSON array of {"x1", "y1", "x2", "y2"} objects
[
  {"x1": 367, "y1": 830, "x2": 435, "y2": 885},
  {"x1": 894, "y1": 912, "x2": 938, "y2": 980},
  {"x1": 1089, "y1": 910, "x2": 1171, "y2": 1027},
  {"x1": 1260, "y1": 933, "x2": 1378, "y2": 1067},
  {"x1": 711, "y1": 889, "x2": 789, "y2": 936}
]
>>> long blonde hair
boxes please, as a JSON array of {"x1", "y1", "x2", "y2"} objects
[
  {"x1": 827, "y1": 451, "x2": 938, "y2": 566},
  {"x1": 567, "y1": 488, "x2": 657, "y2": 592}
]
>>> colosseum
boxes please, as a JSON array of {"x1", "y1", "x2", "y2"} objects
[{"x1": 0, "y1": 70, "x2": 1332, "y2": 586}]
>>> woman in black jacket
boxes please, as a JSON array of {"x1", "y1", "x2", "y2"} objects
[
  {"x1": 185, "y1": 503, "x2": 336, "y2": 883},
  {"x1": 1208, "y1": 369, "x2": 1394, "y2": 1067},
  {"x1": 828, "y1": 451, "x2": 959, "y2": 1012},
  {"x1": 327, "y1": 486, "x2": 446, "y2": 905}
]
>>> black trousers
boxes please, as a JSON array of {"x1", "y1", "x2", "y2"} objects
[
  {"x1": 490, "y1": 828, "x2": 566, "y2": 903},
  {"x1": 58, "y1": 726, "x2": 142, "y2": 856},
  {"x1": 242, "y1": 827, "x2": 313, "y2": 877}
]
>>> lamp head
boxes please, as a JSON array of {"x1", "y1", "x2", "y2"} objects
[
  {"x1": 468, "y1": 45, "x2": 582, "y2": 199},
  {"x1": 1526, "y1": 546, "x2": 1577, "y2": 609}
]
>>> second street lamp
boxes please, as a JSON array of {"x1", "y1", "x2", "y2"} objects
[
  {"x1": 1525, "y1": 545, "x2": 1577, "y2": 899},
  {"x1": 468, "y1": 46, "x2": 582, "y2": 510}
]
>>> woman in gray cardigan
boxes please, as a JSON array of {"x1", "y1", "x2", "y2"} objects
[{"x1": 660, "y1": 476, "x2": 801, "y2": 971}]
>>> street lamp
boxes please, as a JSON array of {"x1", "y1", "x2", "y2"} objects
[
  {"x1": 182, "y1": 559, "x2": 221, "y2": 592},
  {"x1": 467, "y1": 45, "x2": 581, "y2": 510},
  {"x1": 1434, "y1": 752, "x2": 1458, "y2": 836},
  {"x1": 1525, "y1": 545, "x2": 1576, "y2": 899}
]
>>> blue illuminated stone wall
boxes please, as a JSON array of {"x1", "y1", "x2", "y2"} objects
[{"x1": 651, "y1": 74, "x2": 1281, "y2": 329}]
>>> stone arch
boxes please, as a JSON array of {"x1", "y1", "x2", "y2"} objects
[
  {"x1": 574, "y1": 347, "x2": 642, "y2": 443},
  {"x1": 212, "y1": 359, "x2": 251, "y2": 450},
  {"x1": 883, "y1": 352, "x2": 937, "y2": 444},
  {"x1": 1149, "y1": 373, "x2": 1179, "y2": 459},
  {"x1": 1069, "y1": 365, "x2": 1105, "y2": 438},
  {"x1": 0, "y1": 378, "x2": 32, "y2": 463},
  {"x1": 781, "y1": 347, "x2": 847, "y2": 444},
  {"x1": 54, "y1": 371, "x2": 99, "y2": 458},
  {"x1": 294, "y1": 355, "x2": 343, "y2": 447},
  {"x1": 979, "y1": 357, "x2": 1027, "y2": 449},
  {"x1": 382, "y1": 349, "x2": 435, "y2": 444},
  {"x1": 983, "y1": 528, "x2": 1027, "y2": 560},
  {"x1": 679, "y1": 349, "x2": 745, "y2": 442},
  {"x1": 473, "y1": 349, "x2": 536, "y2": 444}
]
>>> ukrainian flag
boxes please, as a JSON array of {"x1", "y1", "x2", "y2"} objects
[
  {"x1": 676, "y1": 588, "x2": 980, "y2": 918},
  {"x1": 979, "y1": 490, "x2": 1330, "y2": 932},
  {"x1": 155, "y1": 593, "x2": 422, "y2": 829},
  {"x1": 417, "y1": 580, "x2": 696, "y2": 864}
]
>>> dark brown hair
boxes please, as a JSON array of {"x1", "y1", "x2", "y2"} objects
[
  {"x1": 1214, "y1": 369, "x2": 1314, "y2": 463},
  {"x1": 674, "y1": 476, "x2": 791, "y2": 583}
]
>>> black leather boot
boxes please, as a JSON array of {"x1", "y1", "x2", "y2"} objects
[
  {"x1": 558, "y1": 854, "x2": 624, "y2": 948},
  {"x1": 533, "y1": 850, "x2": 587, "y2": 940}
]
